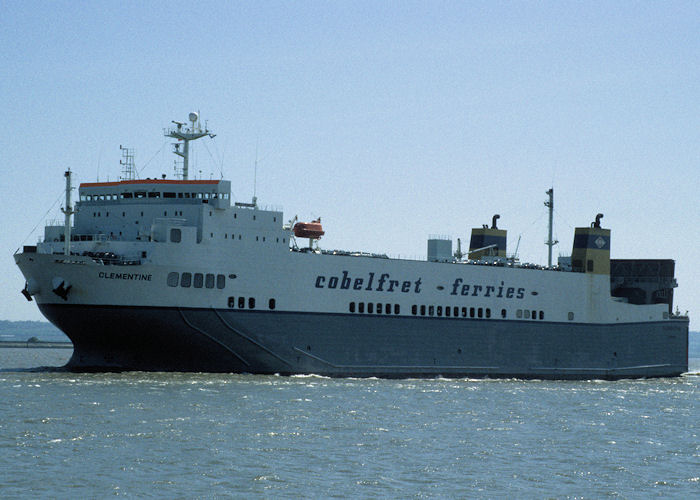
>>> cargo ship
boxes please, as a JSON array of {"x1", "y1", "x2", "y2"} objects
[{"x1": 14, "y1": 114, "x2": 690, "y2": 378}]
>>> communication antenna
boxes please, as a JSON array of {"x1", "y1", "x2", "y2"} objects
[
  {"x1": 544, "y1": 188, "x2": 558, "y2": 267},
  {"x1": 119, "y1": 145, "x2": 136, "y2": 181}
]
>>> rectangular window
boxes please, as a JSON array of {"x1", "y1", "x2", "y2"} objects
[
  {"x1": 486, "y1": 308, "x2": 491, "y2": 319},
  {"x1": 478, "y1": 308, "x2": 483, "y2": 318},
  {"x1": 228, "y1": 297, "x2": 235, "y2": 308},
  {"x1": 470, "y1": 307, "x2": 475, "y2": 318},
  {"x1": 539, "y1": 311, "x2": 544, "y2": 320},
  {"x1": 501, "y1": 309, "x2": 507, "y2": 319},
  {"x1": 269, "y1": 298, "x2": 276, "y2": 310},
  {"x1": 238, "y1": 297, "x2": 245, "y2": 308},
  {"x1": 164, "y1": 192, "x2": 176, "y2": 198},
  {"x1": 248, "y1": 297, "x2": 255, "y2": 309},
  {"x1": 193, "y1": 273, "x2": 203, "y2": 288},
  {"x1": 181, "y1": 272, "x2": 192, "y2": 287},
  {"x1": 368, "y1": 303, "x2": 374, "y2": 314},
  {"x1": 166, "y1": 272, "x2": 179, "y2": 287},
  {"x1": 420, "y1": 305, "x2": 426, "y2": 315},
  {"x1": 385, "y1": 304, "x2": 391, "y2": 314},
  {"x1": 170, "y1": 228, "x2": 181, "y2": 243},
  {"x1": 412, "y1": 305, "x2": 417, "y2": 315},
  {"x1": 462, "y1": 307, "x2": 467, "y2": 317},
  {"x1": 428, "y1": 305, "x2": 434, "y2": 316},
  {"x1": 394, "y1": 304, "x2": 400, "y2": 315},
  {"x1": 358, "y1": 302, "x2": 365, "y2": 313},
  {"x1": 517, "y1": 309, "x2": 523, "y2": 318},
  {"x1": 350, "y1": 302, "x2": 356, "y2": 313},
  {"x1": 205, "y1": 274, "x2": 215, "y2": 289},
  {"x1": 216, "y1": 275, "x2": 225, "y2": 289}
]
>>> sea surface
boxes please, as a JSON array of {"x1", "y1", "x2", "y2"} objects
[{"x1": 1, "y1": 349, "x2": 698, "y2": 499}]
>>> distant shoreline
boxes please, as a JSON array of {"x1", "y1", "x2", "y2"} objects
[{"x1": 0, "y1": 341, "x2": 73, "y2": 349}]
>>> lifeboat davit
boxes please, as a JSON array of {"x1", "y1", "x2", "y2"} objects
[{"x1": 293, "y1": 218, "x2": 325, "y2": 239}]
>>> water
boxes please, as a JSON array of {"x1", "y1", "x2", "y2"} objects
[{"x1": 1, "y1": 349, "x2": 698, "y2": 499}]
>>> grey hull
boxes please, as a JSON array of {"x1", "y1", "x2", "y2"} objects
[{"x1": 40, "y1": 304, "x2": 689, "y2": 379}]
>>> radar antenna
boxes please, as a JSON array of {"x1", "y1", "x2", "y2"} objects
[{"x1": 164, "y1": 112, "x2": 215, "y2": 180}]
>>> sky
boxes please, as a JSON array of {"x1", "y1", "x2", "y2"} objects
[{"x1": 1, "y1": 1, "x2": 698, "y2": 329}]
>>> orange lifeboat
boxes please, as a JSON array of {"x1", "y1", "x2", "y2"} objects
[{"x1": 293, "y1": 218, "x2": 325, "y2": 239}]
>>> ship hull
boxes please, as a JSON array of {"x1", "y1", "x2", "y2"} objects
[{"x1": 39, "y1": 303, "x2": 688, "y2": 379}]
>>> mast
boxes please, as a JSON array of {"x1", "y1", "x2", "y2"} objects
[
  {"x1": 61, "y1": 170, "x2": 74, "y2": 256},
  {"x1": 544, "y1": 188, "x2": 558, "y2": 267},
  {"x1": 164, "y1": 112, "x2": 216, "y2": 180}
]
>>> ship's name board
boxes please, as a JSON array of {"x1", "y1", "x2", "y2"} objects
[
  {"x1": 98, "y1": 271, "x2": 152, "y2": 281},
  {"x1": 314, "y1": 271, "x2": 526, "y2": 299},
  {"x1": 315, "y1": 271, "x2": 422, "y2": 293}
]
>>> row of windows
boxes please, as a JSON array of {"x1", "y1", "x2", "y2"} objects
[
  {"x1": 227, "y1": 297, "x2": 277, "y2": 310},
  {"x1": 167, "y1": 272, "x2": 226, "y2": 289},
  {"x1": 411, "y1": 305, "x2": 502, "y2": 319},
  {"x1": 347, "y1": 303, "x2": 544, "y2": 320},
  {"x1": 517, "y1": 309, "x2": 545, "y2": 320},
  {"x1": 208, "y1": 232, "x2": 286, "y2": 244},
  {"x1": 94, "y1": 210, "x2": 184, "y2": 218},
  {"x1": 349, "y1": 302, "x2": 401, "y2": 315},
  {"x1": 82, "y1": 192, "x2": 228, "y2": 201}
]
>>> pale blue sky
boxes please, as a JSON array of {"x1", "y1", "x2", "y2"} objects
[{"x1": 2, "y1": 1, "x2": 698, "y2": 328}]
